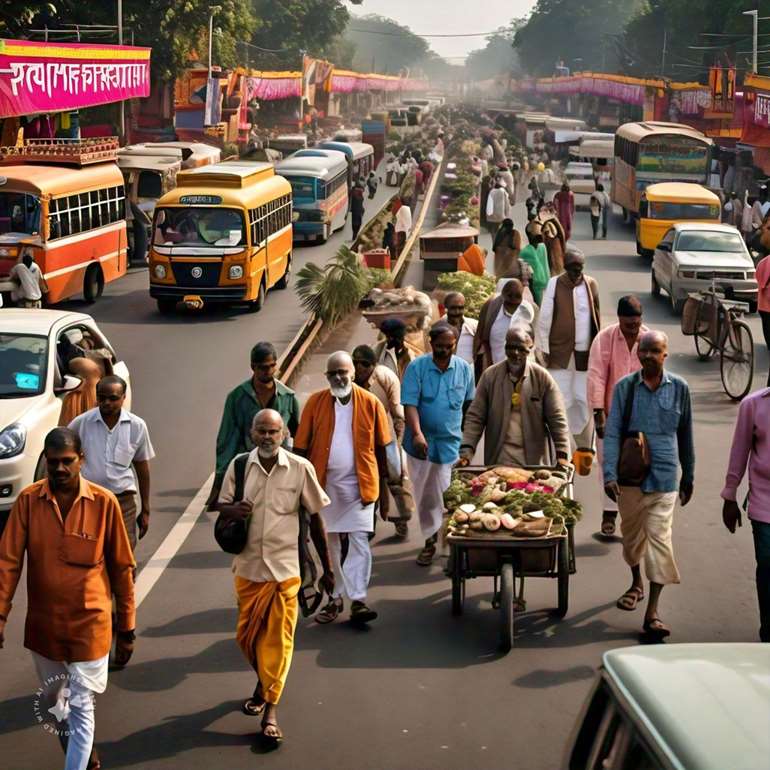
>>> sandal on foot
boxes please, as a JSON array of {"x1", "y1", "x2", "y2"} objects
[
  {"x1": 643, "y1": 617, "x2": 671, "y2": 640},
  {"x1": 600, "y1": 513, "x2": 617, "y2": 537},
  {"x1": 315, "y1": 598, "x2": 343, "y2": 624},
  {"x1": 261, "y1": 718, "x2": 284, "y2": 746},
  {"x1": 395, "y1": 521, "x2": 409, "y2": 539},
  {"x1": 350, "y1": 600, "x2": 378, "y2": 623},
  {"x1": 616, "y1": 587, "x2": 644, "y2": 611},
  {"x1": 242, "y1": 698, "x2": 266, "y2": 717},
  {"x1": 416, "y1": 545, "x2": 436, "y2": 566}
]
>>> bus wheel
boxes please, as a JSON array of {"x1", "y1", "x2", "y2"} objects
[
  {"x1": 275, "y1": 257, "x2": 291, "y2": 290},
  {"x1": 156, "y1": 298, "x2": 177, "y2": 315},
  {"x1": 83, "y1": 264, "x2": 104, "y2": 303},
  {"x1": 622, "y1": 207, "x2": 628, "y2": 223},
  {"x1": 248, "y1": 279, "x2": 266, "y2": 312}
]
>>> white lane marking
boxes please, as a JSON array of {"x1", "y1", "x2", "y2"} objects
[{"x1": 134, "y1": 472, "x2": 214, "y2": 607}]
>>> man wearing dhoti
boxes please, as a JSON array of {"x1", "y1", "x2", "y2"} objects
[
  {"x1": 217, "y1": 409, "x2": 333, "y2": 746},
  {"x1": 295, "y1": 351, "x2": 391, "y2": 625},
  {"x1": 402, "y1": 322, "x2": 475, "y2": 566},
  {"x1": 537, "y1": 249, "x2": 601, "y2": 463}
]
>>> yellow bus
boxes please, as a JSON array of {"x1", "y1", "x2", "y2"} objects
[
  {"x1": 148, "y1": 161, "x2": 292, "y2": 314},
  {"x1": 636, "y1": 183, "x2": 721, "y2": 257},
  {"x1": 612, "y1": 121, "x2": 713, "y2": 221}
]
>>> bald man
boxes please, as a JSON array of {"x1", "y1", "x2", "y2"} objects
[
  {"x1": 218, "y1": 409, "x2": 332, "y2": 744},
  {"x1": 537, "y1": 248, "x2": 601, "y2": 460},
  {"x1": 603, "y1": 331, "x2": 695, "y2": 642},
  {"x1": 295, "y1": 352, "x2": 391, "y2": 624}
]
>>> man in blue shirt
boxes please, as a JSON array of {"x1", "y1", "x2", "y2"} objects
[
  {"x1": 603, "y1": 331, "x2": 694, "y2": 641},
  {"x1": 402, "y1": 322, "x2": 475, "y2": 566}
]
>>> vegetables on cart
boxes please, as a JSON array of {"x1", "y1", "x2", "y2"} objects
[{"x1": 445, "y1": 466, "x2": 582, "y2": 538}]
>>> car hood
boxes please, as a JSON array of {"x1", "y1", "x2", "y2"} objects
[
  {"x1": 0, "y1": 393, "x2": 49, "y2": 431},
  {"x1": 674, "y1": 250, "x2": 753, "y2": 269}
]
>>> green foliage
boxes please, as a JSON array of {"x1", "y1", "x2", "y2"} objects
[
  {"x1": 345, "y1": 13, "x2": 429, "y2": 74},
  {"x1": 364, "y1": 267, "x2": 393, "y2": 291},
  {"x1": 435, "y1": 273, "x2": 496, "y2": 319},
  {"x1": 465, "y1": 24, "x2": 522, "y2": 81},
  {"x1": 295, "y1": 245, "x2": 370, "y2": 324}
]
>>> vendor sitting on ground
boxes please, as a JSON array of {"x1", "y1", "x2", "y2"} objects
[{"x1": 459, "y1": 327, "x2": 571, "y2": 468}]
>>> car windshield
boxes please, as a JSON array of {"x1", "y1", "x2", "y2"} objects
[
  {"x1": 152, "y1": 207, "x2": 245, "y2": 247},
  {"x1": 0, "y1": 333, "x2": 48, "y2": 397},
  {"x1": 0, "y1": 191, "x2": 42, "y2": 235},
  {"x1": 676, "y1": 231, "x2": 746, "y2": 253}
]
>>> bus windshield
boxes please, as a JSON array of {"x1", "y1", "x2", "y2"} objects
[
  {"x1": 649, "y1": 202, "x2": 720, "y2": 220},
  {"x1": 638, "y1": 137, "x2": 710, "y2": 178},
  {"x1": 0, "y1": 192, "x2": 41, "y2": 235},
  {"x1": 153, "y1": 207, "x2": 245, "y2": 247},
  {"x1": 288, "y1": 177, "x2": 316, "y2": 200}
]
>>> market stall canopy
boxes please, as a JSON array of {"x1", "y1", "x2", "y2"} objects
[{"x1": 0, "y1": 38, "x2": 151, "y2": 118}]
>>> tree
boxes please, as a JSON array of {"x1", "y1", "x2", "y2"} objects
[
  {"x1": 514, "y1": 0, "x2": 644, "y2": 76},
  {"x1": 344, "y1": 13, "x2": 429, "y2": 74},
  {"x1": 466, "y1": 24, "x2": 522, "y2": 81}
]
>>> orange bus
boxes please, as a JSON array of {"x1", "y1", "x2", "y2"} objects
[{"x1": 0, "y1": 139, "x2": 127, "y2": 304}]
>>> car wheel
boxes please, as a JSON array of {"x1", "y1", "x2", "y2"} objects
[
  {"x1": 651, "y1": 269, "x2": 660, "y2": 297},
  {"x1": 671, "y1": 292, "x2": 685, "y2": 315},
  {"x1": 83, "y1": 264, "x2": 104, "y2": 303},
  {"x1": 33, "y1": 454, "x2": 46, "y2": 481},
  {"x1": 748, "y1": 301, "x2": 758, "y2": 314}
]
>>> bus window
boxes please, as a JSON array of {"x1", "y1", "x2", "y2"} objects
[
  {"x1": 289, "y1": 177, "x2": 316, "y2": 199},
  {"x1": 138, "y1": 170, "x2": 163, "y2": 200},
  {"x1": 153, "y1": 207, "x2": 245, "y2": 247},
  {"x1": 0, "y1": 192, "x2": 41, "y2": 235}
]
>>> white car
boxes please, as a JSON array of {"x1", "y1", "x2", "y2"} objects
[
  {"x1": 651, "y1": 223, "x2": 758, "y2": 314},
  {"x1": 0, "y1": 310, "x2": 130, "y2": 513},
  {"x1": 564, "y1": 162, "x2": 596, "y2": 209}
]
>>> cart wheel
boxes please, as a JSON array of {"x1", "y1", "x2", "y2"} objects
[
  {"x1": 556, "y1": 536, "x2": 570, "y2": 618},
  {"x1": 451, "y1": 574, "x2": 463, "y2": 616},
  {"x1": 499, "y1": 563, "x2": 515, "y2": 652},
  {"x1": 720, "y1": 320, "x2": 754, "y2": 401}
]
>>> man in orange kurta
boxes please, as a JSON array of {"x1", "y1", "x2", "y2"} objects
[
  {"x1": 294, "y1": 351, "x2": 390, "y2": 625},
  {"x1": 0, "y1": 427, "x2": 135, "y2": 770}
]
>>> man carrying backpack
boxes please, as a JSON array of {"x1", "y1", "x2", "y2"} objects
[{"x1": 216, "y1": 409, "x2": 334, "y2": 747}]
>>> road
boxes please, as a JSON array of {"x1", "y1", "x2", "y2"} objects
[{"x1": 0, "y1": 191, "x2": 765, "y2": 770}]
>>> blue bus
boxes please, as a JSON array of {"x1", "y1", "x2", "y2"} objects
[{"x1": 317, "y1": 141, "x2": 375, "y2": 187}]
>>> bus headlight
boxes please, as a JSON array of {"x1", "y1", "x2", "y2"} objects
[
  {"x1": 229, "y1": 265, "x2": 244, "y2": 279},
  {"x1": 153, "y1": 264, "x2": 167, "y2": 279}
]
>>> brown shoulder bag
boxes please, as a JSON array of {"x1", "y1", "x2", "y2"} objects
[{"x1": 617, "y1": 374, "x2": 650, "y2": 486}]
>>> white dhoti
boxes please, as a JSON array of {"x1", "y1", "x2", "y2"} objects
[
  {"x1": 549, "y1": 359, "x2": 593, "y2": 448},
  {"x1": 328, "y1": 531, "x2": 372, "y2": 602},
  {"x1": 407, "y1": 455, "x2": 453, "y2": 539}
]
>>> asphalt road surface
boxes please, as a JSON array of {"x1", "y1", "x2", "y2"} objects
[{"x1": 0, "y1": 194, "x2": 765, "y2": 770}]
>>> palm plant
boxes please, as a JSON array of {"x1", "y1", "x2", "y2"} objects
[{"x1": 295, "y1": 245, "x2": 370, "y2": 324}]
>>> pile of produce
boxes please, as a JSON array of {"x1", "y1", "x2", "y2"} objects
[
  {"x1": 361, "y1": 286, "x2": 433, "y2": 330},
  {"x1": 435, "y1": 272, "x2": 496, "y2": 319},
  {"x1": 444, "y1": 467, "x2": 582, "y2": 539}
]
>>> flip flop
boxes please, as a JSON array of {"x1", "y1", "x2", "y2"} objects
[
  {"x1": 242, "y1": 698, "x2": 266, "y2": 717},
  {"x1": 416, "y1": 545, "x2": 436, "y2": 566},
  {"x1": 261, "y1": 718, "x2": 284, "y2": 747},
  {"x1": 600, "y1": 513, "x2": 617, "y2": 537},
  {"x1": 616, "y1": 587, "x2": 644, "y2": 611},
  {"x1": 643, "y1": 618, "x2": 671, "y2": 640}
]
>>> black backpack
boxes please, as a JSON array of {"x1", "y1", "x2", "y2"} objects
[{"x1": 214, "y1": 453, "x2": 323, "y2": 617}]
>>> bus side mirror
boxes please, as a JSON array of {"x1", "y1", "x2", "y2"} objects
[{"x1": 639, "y1": 201, "x2": 649, "y2": 217}]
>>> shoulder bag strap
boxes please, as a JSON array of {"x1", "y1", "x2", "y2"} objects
[
  {"x1": 621, "y1": 375, "x2": 638, "y2": 437},
  {"x1": 233, "y1": 453, "x2": 249, "y2": 502}
]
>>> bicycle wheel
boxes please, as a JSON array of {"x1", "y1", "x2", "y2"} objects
[
  {"x1": 720, "y1": 320, "x2": 754, "y2": 401},
  {"x1": 694, "y1": 331, "x2": 714, "y2": 360}
]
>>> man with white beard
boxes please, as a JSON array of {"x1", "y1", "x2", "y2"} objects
[{"x1": 295, "y1": 351, "x2": 391, "y2": 624}]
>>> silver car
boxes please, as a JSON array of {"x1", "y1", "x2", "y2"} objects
[{"x1": 651, "y1": 222, "x2": 758, "y2": 314}]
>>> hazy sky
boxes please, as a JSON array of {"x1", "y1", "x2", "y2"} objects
[{"x1": 352, "y1": 0, "x2": 536, "y2": 62}]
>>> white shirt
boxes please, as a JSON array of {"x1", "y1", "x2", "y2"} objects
[
  {"x1": 69, "y1": 407, "x2": 155, "y2": 494},
  {"x1": 537, "y1": 277, "x2": 592, "y2": 354},
  {"x1": 489, "y1": 300, "x2": 536, "y2": 365},
  {"x1": 395, "y1": 204, "x2": 412, "y2": 234},
  {"x1": 10, "y1": 261, "x2": 42, "y2": 300},
  {"x1": 321, "y1": 399, "x2": 375, "y2": 533},
  {"x1": 752, "y1": 200, "x2": 770, "y2": 228}
]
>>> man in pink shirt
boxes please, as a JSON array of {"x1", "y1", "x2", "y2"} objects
[
  {"x1": 588, "y1": 295, "x2": 648, "y2": 536},
  {"x1": 721, "y1": 387, "x2": 770, "y2": 642},
  {"x1": 756, "y1": 254, "x2": 770, "y2": 387}
]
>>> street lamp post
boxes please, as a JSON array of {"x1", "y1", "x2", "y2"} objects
[
  {"x1": 744, "y1": 9, "x2": 758, "y2": 73},
  {"x1": 208, "y1": 5, "x2": 222, "y2": 82},
  {"x1": 118, "y1": 0, "x2": 125, "y2": 142}
]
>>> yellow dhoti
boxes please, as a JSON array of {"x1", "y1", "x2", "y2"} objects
[{"x1": 234, "y1": 575, "x2": 301, "y2": 704}]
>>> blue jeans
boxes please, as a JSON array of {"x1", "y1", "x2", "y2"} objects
[{"x1": 752, "y1": 520, "x2": 770, "y2": 642}]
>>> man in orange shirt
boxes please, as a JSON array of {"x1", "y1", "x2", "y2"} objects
[
  {"x1": 295, "y1": 351, "x2": 390, "y2": 625},
  {"x1": 0, "y1": 427, "x2": 136, "y2": 770}
]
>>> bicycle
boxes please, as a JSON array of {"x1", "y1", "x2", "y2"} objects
[{"x1": 685, "y1": 274, "x2": 755, "y2": 401}]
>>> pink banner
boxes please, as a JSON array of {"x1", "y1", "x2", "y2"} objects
[
  {"x1": 536, "y1": 75, "x2": 646, "y2": 106},
  {"x1": 244, "y1": 75, "x2": 301, "y2": 102},
  {"x1": 0, "y1": 38, "x2": 150, "y2": 118},
  {"x1": 753, "y1": 93, "x2": 770, "y2": 128}
]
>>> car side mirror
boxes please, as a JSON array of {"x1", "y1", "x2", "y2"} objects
[
  {"x1": 639, "y1": 201, "x2": 649, "y2": 217},
  {"x1": 55, "y1": 374, "x2": 83, "y2": 394},
  {"x1": 657, "y1": 242, "x2": 671, "y2": 252}
]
